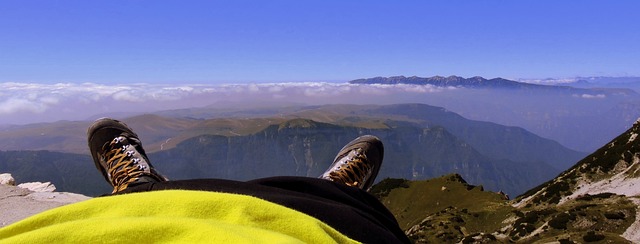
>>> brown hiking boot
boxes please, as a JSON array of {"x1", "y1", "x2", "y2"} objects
[
  {"x1": 320, "y1": 135, "x2": 383, "y2": 191},
  {"x1": 87, "y1": 118, "x2": 167, "y2": 193}
]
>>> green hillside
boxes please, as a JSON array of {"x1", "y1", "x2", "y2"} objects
[
  {"x1": 372, "y1": 175, "x2": 511, "y2": 231},
  {"x1": 374, "y1": 175, "x2": 636, "y2": 243}
]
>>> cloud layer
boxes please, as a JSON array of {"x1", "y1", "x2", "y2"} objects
[{"x1": 0, "y1": 82, "x2": 452, "y2": 124}]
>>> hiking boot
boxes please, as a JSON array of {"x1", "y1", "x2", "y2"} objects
[
  {"x1": 87, "y1": 118, "x2": 167, "y2": 193},
  {"x1": 320, "y1": 135, "x2": 383, "y2": 191}
]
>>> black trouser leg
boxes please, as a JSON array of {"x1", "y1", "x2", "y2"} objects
[{"x1": 118, "y1": 176, "x2": 410, "y2": 243}]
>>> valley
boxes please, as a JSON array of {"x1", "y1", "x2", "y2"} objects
[{"x1": 0, "y1": 103, "x2": 585, "y2": 197}]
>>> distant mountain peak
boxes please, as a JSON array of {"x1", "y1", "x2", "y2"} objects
[
  {"x1": 515, "y1": 117, "x2": 640, "y2": 207},
  {"x1": 349, "y1": 75, "x2": 535, "y2": 89},
  {"x1": 278, "y1": 118, "x2": 319, "y2": 130},
  {"x1": 275, "y1": 118, "x2": 341, "y2": 131}
]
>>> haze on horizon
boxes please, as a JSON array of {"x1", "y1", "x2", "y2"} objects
[{"x1": 0, "y1": 77, "x2": 636, "y2": 125}]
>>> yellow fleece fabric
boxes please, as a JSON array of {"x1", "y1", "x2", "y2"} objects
[{"x1": 0, "y1": 190, "x2": 359, "y2": 243}]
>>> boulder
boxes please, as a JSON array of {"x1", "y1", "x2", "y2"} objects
[{"x1": 0, "y1": 173, "x2": 15, "y2": 186}]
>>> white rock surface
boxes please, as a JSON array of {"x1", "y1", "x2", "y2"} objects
[
  {"x1": 17, "y1": 182, "x2": 57, "y2": 192},
  {"x1": 623, "y1": 198, "x2": 640, "y2": 242},
  {"x1": 0, "y1": 173, "x2": 15, "y2": 186}
]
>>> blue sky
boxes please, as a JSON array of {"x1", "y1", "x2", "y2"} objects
[{"x1": 1, "y1": 1, "x2": 638, "y2": 84}]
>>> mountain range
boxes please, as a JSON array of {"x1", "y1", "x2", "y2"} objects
[
  {"x1": 0, "y1": 103, "x2": 584, "y2": 196},
  {"x1": 350, "y1": 75, "x2": 610, "y2": 93},
  {"x1": 374, "y1": 118, "x2": 640, "y2": 242},
  {"x1": 350, "y1": 75, "x2": 526, "y2": 88},
  {"x1": 3, "y1": 101, "x2": 640, "y2": 242},
  {"x1": 348, "y1": 75, "x2": 640, "y2": 153}
]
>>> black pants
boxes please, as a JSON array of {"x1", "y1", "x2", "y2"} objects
[{"x1": 117, "y1": 176, "x2": 410, "y2": 243}]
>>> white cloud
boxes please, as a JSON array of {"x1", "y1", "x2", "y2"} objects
[
  {"x1": 112, "y1": 90, "x2": 144, "y2": 102},
  {"x1": 518, "y1": 78, "x2": 578, "y2": 85},
  {"x1": 0, "y1": 98, "x2": 48, "y2": 114},
  {"x1": 0, "y1": 82, "x2": 453, "y2": 124},
  {"x1": 247, "y1": 84, "x2": 260, "y2": 93},
  {"x1": 573, "y1": 93, "x2": 606, "y2": 99},
  {"x1": 38, "y1": 96, "x2": 60, "y2": 105}
]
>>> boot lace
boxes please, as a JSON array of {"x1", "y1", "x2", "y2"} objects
[
  {"x1": 101, "y1": 136, "x2": 148, "y2": 193},
  {"x1": 328, "y1": 148, "x2": 373, "y2": 188}
]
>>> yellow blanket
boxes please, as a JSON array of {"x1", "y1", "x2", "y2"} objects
[{"x1": 0, "y1": 190, "x2": 358, "y2": 243}]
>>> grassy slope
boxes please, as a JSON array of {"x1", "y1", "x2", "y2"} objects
[
  {"x1": 374, "y1": 175, "x2": 511, "y2": 230},
  {"x1": 375, "y1": 175, "x2": 637, "y2": 243}
]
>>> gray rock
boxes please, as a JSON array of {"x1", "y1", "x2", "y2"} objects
[
  {"x1": 17, "y1": 182, "x2": 57, "y2": 192},
  {"x1": 0, "y1": 184, "x2": 91, "y2": 227},
  {"x1": 27, "y1": 191, "x2": 91, "y2": 203}
]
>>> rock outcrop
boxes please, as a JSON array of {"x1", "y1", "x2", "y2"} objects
[
  {"x1": 0, "y1": 173, "x2": 15, "y2": 186},
  {"x1": 0, "y1": 173, "x2": 91, "y2": 227}
]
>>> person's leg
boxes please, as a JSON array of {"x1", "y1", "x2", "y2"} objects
[
  {"x1": 120, "y1": 177, "x2": 408, "y2": 243},
  {"x1": 115, "y1": 135, "x2": 408, "y2": 243},
  {"x1": 249, "y1": 135, "x2": 409, "y2": 243},
  {"x1": 87, "y1": 118, "x2": 382, "y2": 195},
  {"x1": 88, "y1": 119, "x2": 409, "y2": 243}
]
